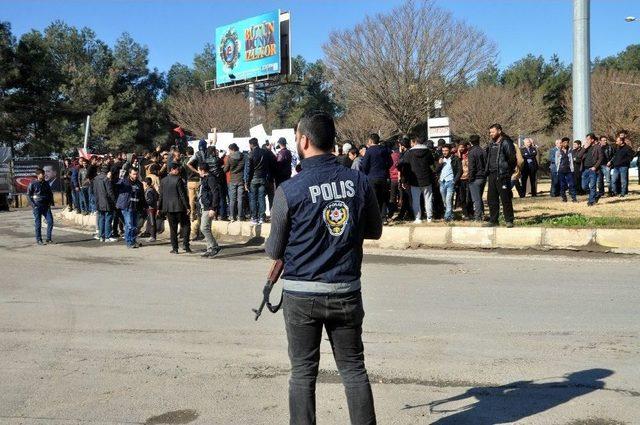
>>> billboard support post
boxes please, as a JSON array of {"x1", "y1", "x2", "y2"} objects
[
  {"x1": 83, "y1": 115, "x2": 91, "y2": 151},
  {"x1": 248, "y1": 83, "x2": 256, "y2": 128}
]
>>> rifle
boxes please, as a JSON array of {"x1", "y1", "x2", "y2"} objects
[{"x1": 252, "y1": 259, "x2": 285, "y2": 321}]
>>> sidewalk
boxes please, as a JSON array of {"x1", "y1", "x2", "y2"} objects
[{"x1": 57, "y1": 209, "x2": 640, "y2": 255}]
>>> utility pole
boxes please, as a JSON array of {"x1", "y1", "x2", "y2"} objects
[
  {"x1": 83, "y1": 115, "x2": 91, "y2": 151},
  {"x1": 573, "y1": 0, "x2": 591, "y2": 141}
]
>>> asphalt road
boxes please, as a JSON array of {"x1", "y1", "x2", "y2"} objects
[{"x1": 0, "y1": 208, "x2": 638, "y2": 425}]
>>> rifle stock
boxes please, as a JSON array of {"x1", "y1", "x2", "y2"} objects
[{"x1": 252, "y1": 259, "x2": 285, "y2": 321}]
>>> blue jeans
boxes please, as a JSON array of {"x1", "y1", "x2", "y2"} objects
[
  {"x1": 228, "y1": 182, "x2": 245, "y2": 220},
  {"x1": 581, "y1": 169, "x2": 598, "y2": 204},
  {"x1": 550, "y1": 170, "x2": 559, "y2": 196},
  {"x1": 611, "y1": 166, "x2": 629, "y2": 196},
  {"x1": 218, "y1": 181, "x2": 228, "y2": 219},
  {"x1": 33, "y1": 206, "x2": 53, "y2": 242},
  {"x1": 88, "y1": 185, "x2": 96, "y2": 212},
  {"x1": 97, "y1": 210, "x2": 113, "y2": 240},
  {"x1": 79, "y1": 187, "x2": 89, "y2": 213},
  {"x1": 250, "y1": 181, "x2": 266, "y2": 221},
  {"x1": 598, "y1": 165, "x2": 611, "y2": 196},
  {"x1": 122, "y1": 208, "x2": 138, "y2": 246},
  {"x1": 439, "y1": 180, "x2": 455, "y2": 221},
  {"x1": 71, "y1": 189, "x2": 81, "y2": 212},
  {"x1": 559, "y1": 172, "x2": 576, "y2": 200},
  {"x1": 284, "y1": 291, "x2": 376, "y2": 425}
]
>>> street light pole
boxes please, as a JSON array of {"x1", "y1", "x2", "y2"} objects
[{"x1": 573, "y1": 0, "x2": 591, "y2": 142}]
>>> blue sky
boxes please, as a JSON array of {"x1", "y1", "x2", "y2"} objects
[{"x1": 3, "y1": 0, "x2": 639, "y2": 72}]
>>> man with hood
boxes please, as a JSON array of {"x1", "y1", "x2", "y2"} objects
[{"x1": 398, "y1": 135, "x2": 435, "y2": 223}]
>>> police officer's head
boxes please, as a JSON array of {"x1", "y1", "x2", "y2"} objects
[{"x1": 295, "y1": 111, "x2": 336, "y2": 159}]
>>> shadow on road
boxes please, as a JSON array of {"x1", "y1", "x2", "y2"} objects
[{"x1": 404, "y1": 368, "x2": 615, "y2": 424}]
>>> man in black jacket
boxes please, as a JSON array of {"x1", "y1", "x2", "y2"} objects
[
  {"x1": 247, "y1": 138, "x2": 271, "y2": 225},
  {"x1": 598, "y1": 135, "x2": 614, "y2": 197},
  {"x1": 362, "y1": 133, "x2": 392, "y2": 220},
  {"x1": 27, "y1": 168, "x2": 54, "y2": 245},
  {"x1": 198, "y1": 163, "x2": 221, "y2": 258},
  {"x1": 580, "y1": 133, "x2": 603, "y2": 206},
  {"x1": 159, "y1": 163, "x2": 191, "y2": 254},
  {"x1": 520, "y1": 138, "x2": 538, "y2": 197},
  {"x1": 608, "y1": 130, "x2": 635, "y2": 197},
  {"x1": 484, "y1": 124, "x2": 517, "y2": 227},
  {"x1": 93, "y1": 165, "x2": 117, "y2": 242},
  {"x1": 398, "y1": 136, "x2": 435, "y2": 223},
  {"x1": 467, "y1": 135, "x2": 486, "y2": 222}
]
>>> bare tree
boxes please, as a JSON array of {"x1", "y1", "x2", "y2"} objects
[
  {"x1": 563, "y1": 69, "x2": 640, "y2": 141},
  {"x1": 323, "y1": 0, "x2": 496, "y2": 134},
  {"x1": 166, "y1": 89, "x2": 252, "y2": 136},
  {"x1": 448, "y1": 85, "x2": 548, "y2": 142},
  {"x1": 336, "y1": 104, "x2": 396, "y2": 145}
]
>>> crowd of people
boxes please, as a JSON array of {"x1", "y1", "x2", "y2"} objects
[
  {"x1": 336, "y1": 127, "x2": 638, "y2": 227},
  {"x1": 27, "y1": 123, "x2": 638, "y2": 248},
  {"x1": 47, "y1": 137, "x2": 294, "y2": 256}
]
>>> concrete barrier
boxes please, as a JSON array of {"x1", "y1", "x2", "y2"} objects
[{"x1": 56, "y1": 210, "x2": 640, "y2": 254}]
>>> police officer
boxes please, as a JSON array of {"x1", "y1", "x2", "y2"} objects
[
  {"x1": 27, "y1": 168, "x2": 54, "y2": 245},
  {"x1": 265, "y1": 112, "x2": 382, "y2": 425}
]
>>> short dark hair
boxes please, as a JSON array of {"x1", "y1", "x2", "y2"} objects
[
  {"x1": 586, "y1": 132, "x2": 597, "y2": 140},
  {"x1": 574, "y1": 139, "x2": 582, "y2": 145},
  {"x1": 489, "y1": 123, "x2": 502, "y2": 131},
  {"x1": 297, "y1": 111, "x2": 336, "y2": 152},
  {"x1": 599, "y1": 135, "x2": 609, "y2": 141},
  {"x1": 368, "y1": 133, "x2": 380, "y2": 145},
  {"x1": 616, "y1": 129, "x2": 628, "y2": 137},
  {"x1": 228, "y1": 143, "x2": 239, "y2": 152},
  {"x1": 249, "y1": 138, "x2": 259, "y2": 148},
  {"x1": 144, "y1": 177, "x2": 153, "y2": 186},
  {"x1": 414, "y1": 135, "x2": 426, "y2": 145},
  {"x1": 186, "y1": 146, "x2": 194, "y2": 155},
  {"x1": 561, "y1": 137, "x2": 571, "y2": 143},
  {"x1": 169, "y1": 163, "x2": 181, "y2": 171},
  {"x1": 348, "y1": 148, "x2": 358, "y2": 156},
  {"x1": 149, "y1": 163, "x2": 159, "y2": 174},
  {"x1": 35, "y1": 168, "x2": 44, "y2": 176},
  {"x1": 197, "y1": 162, "x2": 209, "y2": 171},
  {"x1": 443, "y1": 143, "x2": 453, "y2": 150},
  {"x1": 437, "y1": 139, "x2": 446, "y2": 147},
  {"x1": 469, "y1": 135, "x2": 480, "y2": 145}
]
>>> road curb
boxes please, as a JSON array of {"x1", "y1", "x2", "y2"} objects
[{"x1": 56, "y1": 210, "x2": 640, "y2": 254}]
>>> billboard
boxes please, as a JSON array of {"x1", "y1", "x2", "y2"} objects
[
  {"x1": 13, "y1": 159, "x2": 62, "y2": 193},
  {"x1": 215, "y1": 10, "x2": 281, "y2": 86}
]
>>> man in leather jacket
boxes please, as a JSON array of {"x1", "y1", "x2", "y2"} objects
[
  {"x1": 484, "y1": 123, "x2": 516, "y2": 228},
  {"x1": 27, "y1": 168, "x2": 54, "y2": 245}
]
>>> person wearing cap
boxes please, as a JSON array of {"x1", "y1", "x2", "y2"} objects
[
  {"x1": 197, "y1": 163, "x2": 221, "y2": 258},
  {"x1": 159, "y1": 162, "x2": 191, "y2": 254},
  {"x1": 93, "y1": 165, "x2": 117, "y2": 242}
]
